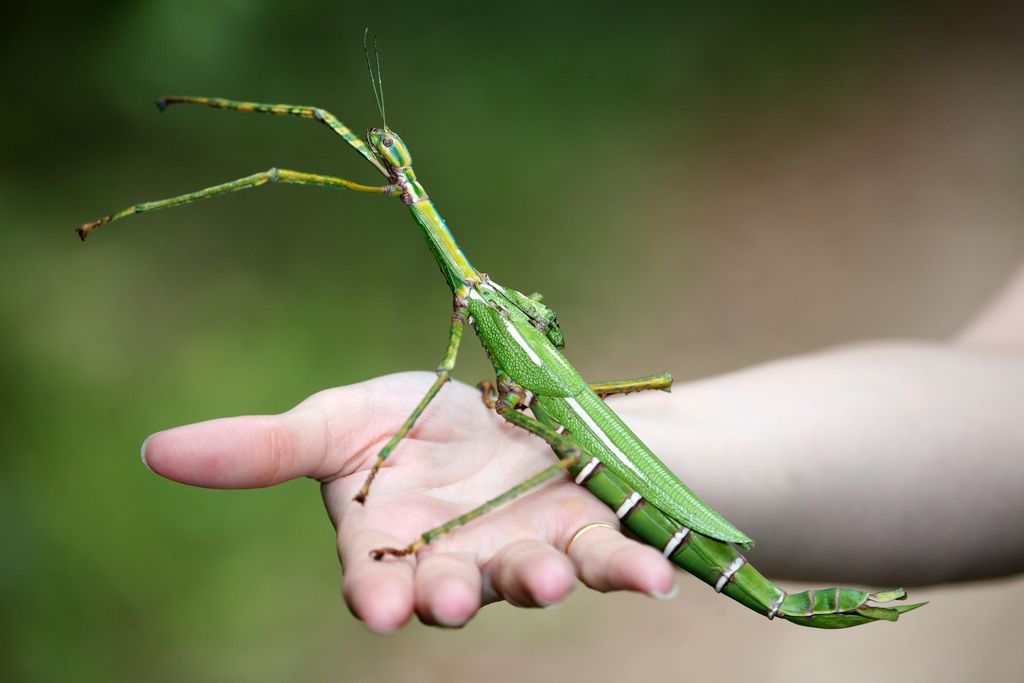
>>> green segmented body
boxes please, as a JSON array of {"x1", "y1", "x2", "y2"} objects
[
  {"x1": 464, "y1": 278, "x2": 920, "y2": 626},
  {"x1": 534, "y1": 410, "x2": 924, "y2": 627},
  {"x1": 76, "y1": 56, "x2": 925, "y2": 628}
]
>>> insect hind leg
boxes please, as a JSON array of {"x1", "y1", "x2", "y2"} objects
[
  {"x1": 589, "y1": 372, "x2": 673, "y2": 398},
  {"x1": 369, "y1": 380, "x2": 582, "y2": 561}
]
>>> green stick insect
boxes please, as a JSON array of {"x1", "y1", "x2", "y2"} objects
[{"x1": 77, "y1": 34, "x2": 925, "y2": 628}]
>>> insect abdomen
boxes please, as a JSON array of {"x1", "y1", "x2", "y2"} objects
[
  {"x1": 535, "y1": 389, "x2": 754, "y2": 547},
  {"x1": 561, "y1": 442, "x2": 925, "y2": 628}
]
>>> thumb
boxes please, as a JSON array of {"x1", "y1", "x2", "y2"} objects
[{"x1": 141, "y1": 385, "x2": 373, "y2": 489}]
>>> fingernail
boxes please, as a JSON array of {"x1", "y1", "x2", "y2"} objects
[
  {"x1": 649, "y1": 582, "x2": 679, "y2": 601},
  {"x1": 140, "y1": 433, "x2": 156, "y2": 472}
]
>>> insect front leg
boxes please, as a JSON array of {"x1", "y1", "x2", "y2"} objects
[
  {"x1": 353, "y1": 292, "x2": 469, "y2": 503},
  {"x1": 154, "y1": 96, "x2": 389, "y2": 175},
  {"x1": 77, "y1": 169, "x2": 398, "y2": 239}
]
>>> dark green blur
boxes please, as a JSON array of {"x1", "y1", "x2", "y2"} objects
[{"x1": 1, "y1": 2, "x2": 1019, "y2": 681}]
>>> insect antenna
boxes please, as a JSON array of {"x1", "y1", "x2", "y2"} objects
[{"x1": 362, "y1": 28, "x2": 387, "y2": 129}]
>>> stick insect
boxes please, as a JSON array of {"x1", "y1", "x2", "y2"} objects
[{"x1": 76, "y1": 34, "x2": 924, "y2": 628}]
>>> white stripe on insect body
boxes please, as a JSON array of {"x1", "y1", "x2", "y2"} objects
[
  {"x1": 470, "y1": 283, "x2": 544, "y2": 366},
  {"x1": 616, "y1": 491, "x2": 642, "y2": 519},
  {"x1": 767, "y1": 591, "x2": 786, "y2": 620},
  {"x1": 714, "y1": 556, "x2": 747, "y2": 593},
  {"x1": 504, "y1": 319, "x2": 543, "y2": 365},
  {"x1": 564, "y1": 397, "x2": 644, "y2": 477},
  {"x1": 662, "y1": 527, "x2": 691, "y2": 557},
  {"x1": 574, "y1": 457, "x2": 600, "y2": 485},
  {"x1": 805, "y1": 590, "x2": 816, "y2": 616}
]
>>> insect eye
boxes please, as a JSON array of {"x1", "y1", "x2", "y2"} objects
[{"x1": 383, "y1": 137, "x2": 394, "y2": 148}]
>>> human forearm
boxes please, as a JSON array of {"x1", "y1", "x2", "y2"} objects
[{"x1": 615, "y1": 341, "x2": 1024, "y2": 585}]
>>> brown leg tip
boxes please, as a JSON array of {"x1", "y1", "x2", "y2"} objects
[
  {"x1": 369, "y1": 540, "x2": 422, "y2": 561},
  {"x1": 369, "y1": 546, "x2": 406, "y2": 561},
  {"x1": 353, "y1": 492, "x2": 367, "y2": 505},
  {"x1": 76, "y1": 224, "x2": 94, "y2": 241},
  {"x1": 476, "y1": 381, "x2": 498, "y2": 409}
]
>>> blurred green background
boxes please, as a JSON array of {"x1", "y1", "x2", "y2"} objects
[{"x1": 2, "y1": 2, "x2": 1023, "y2": 681}]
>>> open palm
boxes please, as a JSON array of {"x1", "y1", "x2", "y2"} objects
[{"x1": 143, "y1": 372, "x2": 677, "y2": 632}]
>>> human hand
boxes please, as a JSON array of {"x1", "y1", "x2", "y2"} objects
[{"x1": 142, "y1": 372, "x2": 677, "y2": 633}]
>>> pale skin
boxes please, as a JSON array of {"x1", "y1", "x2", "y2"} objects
[{"x1": 143, "y1": 263, "x2": 1024, "y2": 633}]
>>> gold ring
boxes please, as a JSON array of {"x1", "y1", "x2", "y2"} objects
[{"x1": 564, "y1": 522, "x2": 617, "y2": 555}]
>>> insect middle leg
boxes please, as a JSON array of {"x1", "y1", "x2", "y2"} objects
[
  {"x1": 476, "y1": 380, "x2": 499, "y2": 409},
  {"x1": 369, "y1": 380, "x2": 582, "y2": 560},
  {"x1": 354, "y1": 294, "x2": 469, "y2": 503}
]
